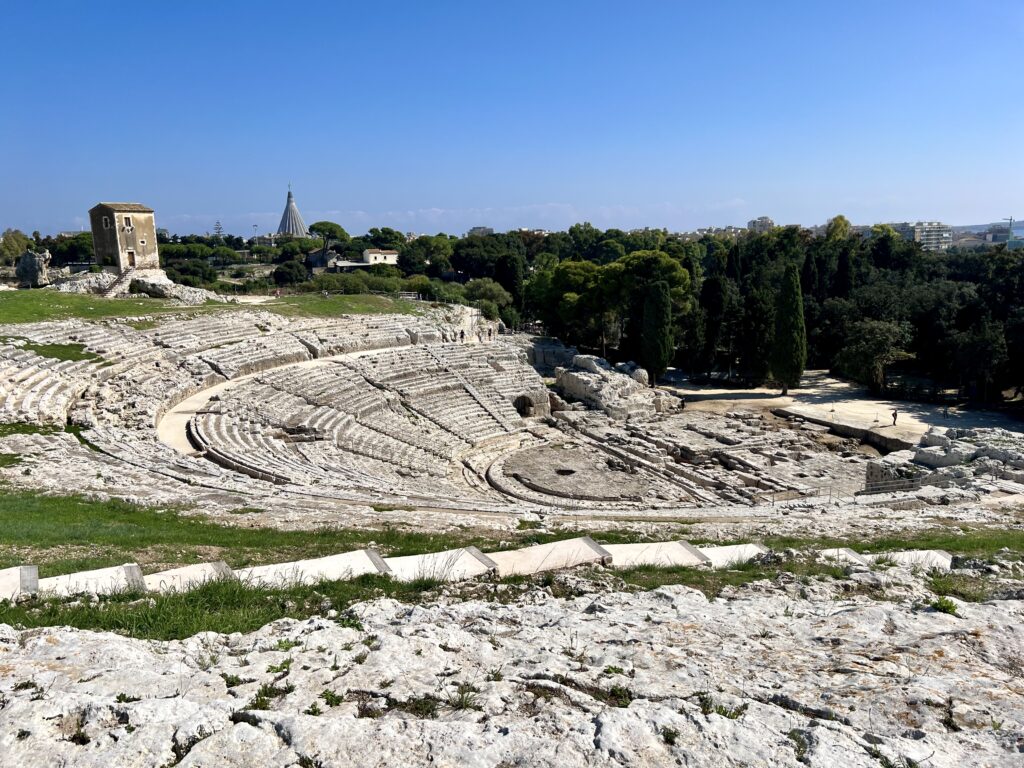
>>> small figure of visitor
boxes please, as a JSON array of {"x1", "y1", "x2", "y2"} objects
[
  {"x1": 943, "y1": 405, "x2": 950, "y2": 419},
  {"x1": 892, "y1": 408, "x2": 898, "y2": 426},
  {"x1": 487, "y1": 327, "x2": 493, "y2": 341},
  {"x1": 459, "y1": 329, "x2": 465, "y2": 343}
]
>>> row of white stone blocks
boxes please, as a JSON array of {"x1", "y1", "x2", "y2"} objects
[{"x1": 0, "y1": 538, "x2": 952, "y2": 602}]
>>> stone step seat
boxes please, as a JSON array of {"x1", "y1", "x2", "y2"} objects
[
  {"x1": 201, "y1": 336, "x2": 311, "y2": 378},
  {"x1": 818, "y1": 548, "x2": 871, "y2": 567},
  {"x1": 486, "y1": 537, "x2": 612, "y2": 577},
  {"x1": 384, "y1": 547, "x2": 497, "y2": 582},
  {"x1": 0, "y1": 566, "x2": 38, "y2": 601},
  {"x1": 38, "y1": 563, "x2": 145, "y2": 598},
  {"x1": 27, "y1": 541, "x2": 977, "y2": 602},
  {"x1": 698, "y1": 544, "x2": 770, "y2": 569},
  {"x1": 143, "y1": 562, "x2": 234, "y2": 593},
  {"x1": 362, "y1": 411, "x2": 463, "y2": 458},
  {"x1": 604, "y1": 541, "x2": 711, "y2": 569},
  {"x1": 863, "y1": 550, "x2": 953, "y2": 570},
  {"x1": 236, "y1": 550, "x2": 389, "y2": 587}
]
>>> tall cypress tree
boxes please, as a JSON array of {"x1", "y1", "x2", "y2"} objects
[
  {"x1": 771, "y1": 263, "x2": 807, "y2": 395},
  {"x1": 640, "y1": 280, "x2": 673, "y2": 385},
  {"x1": 834, "y1": 247, "x2": 853, "y2": 298}
]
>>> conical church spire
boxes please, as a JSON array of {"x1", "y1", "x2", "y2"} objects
[{"x1": 277, "y1": 187, "x2": 309, "y2": 237}]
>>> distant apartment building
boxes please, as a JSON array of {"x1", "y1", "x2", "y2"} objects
[
  {"x1": 89, "y1": 202, "x2": 160, "y2": 271},
  {"x1": 746, "y1": 216, "x2": 775, "y2": 234},
  {"x1": 466, "y1": 226, "x2": 494, "y2": 237},
  {"x1": 912, "y1": 221, "x2": 952, "y2": 252}
]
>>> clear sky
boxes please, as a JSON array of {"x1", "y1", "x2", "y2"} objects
[{"x1": 1, "y1": 1, "x2": 1021, "y2": 236}]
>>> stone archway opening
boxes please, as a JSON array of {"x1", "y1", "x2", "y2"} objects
[{"x1": 513, "y1": 395, "x2": 534, "y2": 417}]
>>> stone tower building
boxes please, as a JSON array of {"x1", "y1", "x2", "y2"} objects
[{"x1": 89, "y1": 202, "x2": 160, "y2": 271}]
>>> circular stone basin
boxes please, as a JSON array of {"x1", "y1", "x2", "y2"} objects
[{"x1": 503, "y1": 443, "x2": 649, "y2": 502}]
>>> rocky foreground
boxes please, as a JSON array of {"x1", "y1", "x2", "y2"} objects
[{"x1": 1, "y1": 570, "x2": 1022, "y2": 767}]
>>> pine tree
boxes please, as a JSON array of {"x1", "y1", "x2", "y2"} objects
[
  {"x1": 770, "y1": 263, "x2": 806, "y2": 395},
  {"x1": 640, "y1": 280, "x2": 673, "y2": 385}
]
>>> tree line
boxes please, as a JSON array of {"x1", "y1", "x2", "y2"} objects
[{"x1": 4, "y1": 218, "x2": 1020, "y2": 401}]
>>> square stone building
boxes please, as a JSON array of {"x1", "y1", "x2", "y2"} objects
[{"x1": 89, "y1": 202, "x2": 160, "y2": 271}]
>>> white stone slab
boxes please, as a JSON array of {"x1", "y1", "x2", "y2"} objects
[
  {"x1": 818, "y1": 548, "x2": 871, "y2": 567},
  {"x1": 0, "y1": 565, "x2": 38, "y2": 600},
  {"x1": 604, "y1": 541, "x2": 710, "y2": 569},
  {"x1": 144, "y1": 562, "x2": 234, "y2": 593},
  {"x1": 865, "y1": 550, "x2": 953, "y2": 571},
  {"x1": 486, "y1": 537, "x2": 611, "y2": 578},
  {"x1": 38, "y1": 563, "x2": 145, "y2": 597},
  {"x1": 384, "y1": 547, "x2": 497, "y2": 582},
  {"x1": 236, "y1": 549, "x2": 389, "y2": 587},
  {"x1": 698, "y1": 544, "x2": 769, "y2": 569}
]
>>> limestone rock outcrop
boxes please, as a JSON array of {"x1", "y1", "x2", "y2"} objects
[
  {"x1": 1, "y1": 572, "x2": 1021, "y2": 767},
  {"x1": 15, "y1": 249, "x2": 51, "y2": 288},
  {"x1": 555, "y1": 355, "x2": 676, "y2": 420}
]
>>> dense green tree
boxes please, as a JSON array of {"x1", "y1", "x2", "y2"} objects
[
  {"x1": 272, "y1": 260, "x2": 308, "y2": 286},
  {"x1": 825, "y1": 215, "x2": 851, "y2": 241},
  {"x1": 366, "y1": 227, "x2": 406, "y2": 251},
  {"x1": 464, "y1": 277, "x2": 513, "y2": 308},
  {"x1": 0, "y1": 229, "x2": 33, "y2": 265},
  {"x1": 309, "y1": 221, "x2": 349, "y2": 262},
  {"x1": 834, "y1": 320, "x2": 913, "y2": 393},
  {"x1": 640, "y1": 281, "x2": 673, "y2": 384},
  {"x1": 736, "y1": 288, "x2": 774, "y2": 384},
  {"x1": 770, "y1": 263, "x2": 807, "y2": 395}
]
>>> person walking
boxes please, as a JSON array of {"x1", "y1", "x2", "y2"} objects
[
  {"x1": 892, "y1": 408, "x2": 898, "y2": 426},
  {"x1": 459, "y1": 329, "x2": 465, "y2": 343}
]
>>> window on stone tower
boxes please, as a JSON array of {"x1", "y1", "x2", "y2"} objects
[
  {"x1": 124, "y1": 216, "x2": 133, "y2": 229},
  {"x1": 102, "y1": 216, "x2": 110, "y2": 229}
]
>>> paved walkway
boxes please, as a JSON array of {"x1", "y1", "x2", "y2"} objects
[{"x1": 663, "y1": 370, "x2": 1023, "y2": 445}]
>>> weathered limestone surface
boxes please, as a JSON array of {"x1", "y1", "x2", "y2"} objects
[
  {"x1": 15, "y1": 249, "x2": 51, "y2": 288},
  {"x1": 1, "y1": 574, "x2": 1021, "y2": 767},
  {"x1": 555, "y1": 355, "x2": 676, "y2": 420}
]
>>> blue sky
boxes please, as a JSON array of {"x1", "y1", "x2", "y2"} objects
[{"x1": 1, "y1": 1, "x2": 1021, "y2": 236}]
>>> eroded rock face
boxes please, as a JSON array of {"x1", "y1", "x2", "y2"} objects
[
  {"x1": 555, "y1": 355, "x2": 676, "y2": 420},
  {"x1": 129, "y1": 269, "x2": 227, "y2": 305},
  {"x1": 0, "y1": 574, "x2": 1021, "y2": 767},
  {"x1": 15, "y1": 249, "x2": 51, "y2": 288}
]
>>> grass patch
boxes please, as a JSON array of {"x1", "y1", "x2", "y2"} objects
[
  {"x1": 929, "y1": 596, "x2": 959, "y2": 616},
  {"x1": 263, "y1": 293, "x2": 417, "y2": 319},
  {"x1": 0, "y1": 290, "x2": 202, "y2": 324},
  {"x1": 929, "y1": 573, "x2": 993, "y2": 602},
  {"x1": 0, "y1": 423, "x2": 61, "y2": 438},
  {"x1": 0, "y1": 575, "x2": 443, "y2": 641},
  {"x1": 611, "y1": 558, "x2": 849, "y2": 600},
  {"x1": 0, "y1": 489, "x2": 658, "y2": 576},
  {"x1": 0, "y1": 454, "x2": 21, "y2": 468},
  {"x1": 0, "y1": 339, "x2": 102, "y2": 362},
  {"x1": 761, "y1": 527, "x2": 1024, "y2": 560}
]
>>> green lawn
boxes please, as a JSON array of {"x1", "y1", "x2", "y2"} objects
[
  {"x1": 0, "y1": 289, "x2": 416, "y2": 325},
  {"x1": 262, "y1": 293, "x2": 418, "y2": 318},
  {"x1": 0, "y1": 290, "x2": 189, "y2": 324},
  {"x1": 0, "y1": 490, "x2": 654, "y2": 577},
  {"x1": 0, "y1": 338, "x2": 102, "y2": 362},
  {"x1": 0, "y1": 487, "x2": 1020, "y2": 639}
]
